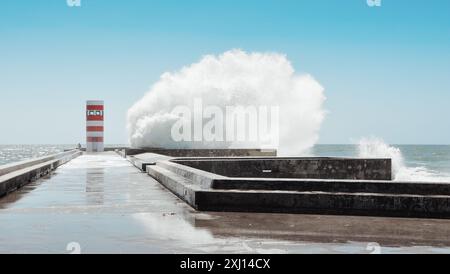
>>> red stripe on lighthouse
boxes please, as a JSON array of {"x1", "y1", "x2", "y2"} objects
[
  {"x1": 87, "y1": 137, "x2": 104, "y2": 142},
  {"x1": 87, "y1": 126, "x2": 104, "y2": 132},
  {"x1": 87, "y1": 116, "x2": 104, "y2": 121},
  {"x1": 87, "y1": 105, "x2": 104, "y2": 111}
]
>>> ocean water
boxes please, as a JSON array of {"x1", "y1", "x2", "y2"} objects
[
  {"x1": 0, "y1": 145, "x2": 76, "y2": 165},
  {"x1": 313, "y1": 144, "x2": 450, "y2": 182},
  {"x1": 1, "y1": 144, "x2": 449, "y2": 182}
]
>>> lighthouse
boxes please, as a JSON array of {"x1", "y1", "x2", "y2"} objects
[{"x1": 86, "y1": 100, "x2": 104, "y2": 152}]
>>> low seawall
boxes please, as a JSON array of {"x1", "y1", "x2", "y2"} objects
[
  {"x1": 0, "y1": 150, "x2": 82, "y2": 198},
  {"x1": 124, "y1": 148, "x2": 277, "y2": 157},
  {"x1": 174, "y1": 157, "x2": 392, "y2": 180}
]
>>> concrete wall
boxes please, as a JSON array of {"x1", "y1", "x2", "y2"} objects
[
  {"x1": 75, "y1": 147, "x2": 128, "y2": 152},
  {"x1": 132, "y1": 151, "x2": 450, "y2": 219},
  {"x1": 0, "y1": 150, "x2": 81, "y2": 176},
  {"x1": 125, "y1": 148, "x2": 277, "y2": 157},
  {"x1": 194, "y1": 190, "x2": 450, "y2": 219},
  {"x1": 174, "y1": 157, "x2": 392, "y2": 181},
  {"x1": 0, "y1": 150, "x2": 82, "y2": 198}
]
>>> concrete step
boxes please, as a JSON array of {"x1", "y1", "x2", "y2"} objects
[
  {"x1": 211, "y1": 178, "x2": 450, "y2": 196},
  {"x1": 128, "y1": 157, "x2": 151, "y2": 172},
  {"x1": 195, "y1": 189, "x2": 450, "y2": 219},
  {"x1": 156, "y1": 160, "x2": 226, "y2": 189},
  {"x1": 147, "y1": 165, "x2": 199, "y2": 208},
  {"x1": 127, "y1": 153, "x2": 172, "y2": 172}
]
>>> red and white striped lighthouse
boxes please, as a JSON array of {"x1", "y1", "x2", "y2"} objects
[{"x1": 86, "y1": 100, "x2": 104, "y2": 152}]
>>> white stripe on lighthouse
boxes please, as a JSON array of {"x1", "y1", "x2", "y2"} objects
[
  {"x1": 86, "y1": 100, "x2": 104, "y2": 106},
  {"x1": 86, "y1": 121, "x2": 104, "y2": 127},
  {"x1": 86, "y1": 131, "x2": 104, "y2": 137}
]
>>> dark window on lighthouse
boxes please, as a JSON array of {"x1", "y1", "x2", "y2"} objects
[{"x1": 87, "y1": 110, "x2": 103, "y2": 116}]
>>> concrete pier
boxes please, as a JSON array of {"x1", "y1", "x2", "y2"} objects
[{"x1": 1, "y1": 152, "x2": 450, "y2": 253}]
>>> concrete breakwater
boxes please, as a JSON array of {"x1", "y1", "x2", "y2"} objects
[
  {"x1": 125, "y1": 150, "x2": 450, "y2": 219},
  {"x1": 0, "y1": 150, "x2": 82, "y2": 198},
  {"x1": 3, "y1": 147, "x2": 448, "y2": 220}
]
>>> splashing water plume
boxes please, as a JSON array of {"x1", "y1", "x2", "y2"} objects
[
  {"x1": 358, "y1": 137, "x2": 449, "y2": 182},
  {"x1": 127, "y1": 50, "x2": 326, "y2": 155},
  {"x1": 358, "y1": 137, "x2": 404, "y2": 177}
]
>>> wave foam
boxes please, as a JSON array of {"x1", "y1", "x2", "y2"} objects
[
  {"x1": 358, "y1": 137, "x2": 450, "y2": 182},
  {"x1": 127, "y1": 49, "x2": 326, "y2": 155}
]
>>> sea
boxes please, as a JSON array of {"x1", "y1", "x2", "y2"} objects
[
  {"x1": 0, "y1": 145, "x2": 75, "y2": 165},
  {"x1": 1, "y1": 144, "x2": 450, "y2": 182},
  {"x1": 312, "y1": 144, "x2": 450, "y2": 182}
]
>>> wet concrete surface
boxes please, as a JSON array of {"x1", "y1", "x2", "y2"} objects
[{"x1": 0, "y1": 152, "x2": 449, "y2": 254}]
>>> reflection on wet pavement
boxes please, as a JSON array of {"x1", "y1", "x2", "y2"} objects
[
  {"x1": 0, "y1": 152, "x2": 450, "y2": 254},
  {"x1": 86, "y1": 169, "x2": 105, "y2": 206}
]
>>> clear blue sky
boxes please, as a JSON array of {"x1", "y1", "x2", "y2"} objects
[{"x1": 1, "y1": 0, "x2": 449, "y2": 144}]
